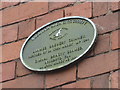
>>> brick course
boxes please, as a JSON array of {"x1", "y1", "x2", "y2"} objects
[
  {"x1": 0, "y1": 2, "x2": 19, "y2": 9},
  {"x1": 108, "y1": 2, "x2": 120, "y2": 11},
  {"x1": 36, "y1": 10, "x2": 63, "y2": 29},
  {"x1": 64, "y1": 2, "x2": 92, "y2": 18},
  {"x1": 18, "y1": 18, "x2": 35, "y2": 39},
  {"x1": 62, "y1": 79, "x2": 91, "y2": 88},
  {"x1": 2, "y1": 2, "x2": 48, "y2": 26},
  {"x1": 92, "y1": 73, "x2": 109, "y2": 88},
  {"x1": 78, "y1": 51, "x2": 119, "y2": 78},
  {"x1": 1, "y1": 1, "x2": 120, "y2": 89},
  {"x1": 1, "y1": 40, "x2": 25, "y2": 63},
  {"x1": 92, "y1": 12, "x2": 119, "y2": 34},
  {"x1": 2, "y1": 24, "x2": 18, "y2": 44},
  {"x1": 111, "y1": 30, "x2": 120, "y2": 50},
  {"x1": 110, "y1": 71, "x2": 120, "y2": 88},
  {"x1": 94, "y1": 34, "x2": 110, "y2": 55},
  {"x1": 93, "y1": 2, "x2": 108, "y2": 17},
  {"x1": 2, "y1": 74, "x2": 44, "y2": 88},
  {"x1": 16, "y1": 59, "x2": 32, "y2": 77},
  {"x1": 2, "y1": 5, "x2": 19, "y2": 26},
  {"x1": 49, "y1": 2, "x2": 74, "y2": 11},
  {"x1": 1, "y1": 61, "x2": 16, "y2": 82},
  {"x1": 45, "y1": 66, "x2": 76, "y2": 88}
]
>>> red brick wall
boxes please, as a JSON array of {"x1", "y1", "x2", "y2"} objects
[{"x1": 0, "y1": 1, "x2": 120, "y2": 89}]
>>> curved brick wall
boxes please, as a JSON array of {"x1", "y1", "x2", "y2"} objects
[{"x1": 0, "y1": 1, "x2": 120, "y2": 89}]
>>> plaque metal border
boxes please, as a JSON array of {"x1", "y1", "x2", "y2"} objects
[{"x1": 20, "y1": 16, "x2": 97, "y2": 71}]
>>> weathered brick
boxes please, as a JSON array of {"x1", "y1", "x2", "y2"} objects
[
  {"x1": 1, "y1": 61, "x2": 16, "y2": 82},
  {"x1": 2, "y1": 74, "x2": 44, "y2": 88},
  {"x1": 62, "y1": 79, "x2": 91, "y2": 88},
  {"x1": 36, "y1": 10, "x2": 63, "y2": 29},
  {"x1": 110, "y1": 71, "x2": 120, "y2": 88},
  {"x1": 108, "y1": 2, "x2": 120, "y2": 11},
  {"x1": 2, "y1": 2, "x2": 48, "y2": 26},
  {"x1": 16, "y1": 59, "x2": 32, "y2": 77},
  {"x1": 1, "y1": 39, "x2": 25, "y2": 63},
  {"x1": 92, "y1": 73, "x2": 109, "y2": 88},
  {"x1": 45, "y1": 66, "x2": 76, "y2": 88},
  {"x1": 95, "y1": 34, "x2": 110, "y2": 55},
  {"x1": 2, "y1": 24, "x2": 18, "y2": 44},
  {"x1": 92, "y1": 12, "x2": 119, "y2": 34},
  {"x1": 78, "y1": 50, "x2": 119, "y2": 78},
  {"x1": 93, "y1": 2, "x2": 108, "y2": 17},
  {"x1": 64, "y1": 2, "x2": 92, "y2": 18},
  {"x1": 111, "y1": 30, "x2": 120, "y2": 50},
  {"x1": 49, "y1": 2, "x2": 74, "y2": 11},
  {"x1": 18, "y1": 18, "x2": 35, "y2": 39}
]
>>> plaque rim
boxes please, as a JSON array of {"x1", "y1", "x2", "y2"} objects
[{"x1": 20, "y1": 16, "x2": 97, "y2": 71}]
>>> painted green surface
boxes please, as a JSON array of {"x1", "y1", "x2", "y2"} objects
[{"x1": 21, "y1": 18, "x2": 96, "y2": 71}]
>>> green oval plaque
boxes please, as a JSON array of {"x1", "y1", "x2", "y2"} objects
[{"x1": 20, "y1": 16, "x2": 97, "y2": 71}]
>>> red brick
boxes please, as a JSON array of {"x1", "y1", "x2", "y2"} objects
[
  {"x1": 92, "y1": 74, "x2": 109, "y2": 88},
  {"x1": 2, "y1": 6, "x2": 19, "y2": 26},
  {"x1": 2, "y1": 74, "x2": 44, "y2": 88},
  {"x1": 78, "y1": 50, "x2": 119, "y2": 78},
  {"x1": 113, "y1": 71, "x2": 120, "y2": 88},
  {"x1": 111, "y1": 30, "x2": 120, "y2": 50},
  {"x1": 2, "y1": 2, "x2": 48, "y2": 26},
  {"x1": 108, "y1": 2, "x2": 120, "y2": 11},
  {"x1": 18, "y1": 2, "x2": 48, "y2": 21},
  {"x1": 95, "y1": 34, "x2": 110, "y2": 55},
  {"x1": 87, "y1": 48, "x2": 94, "y2": 57},
  {"x1": 0, "y1": 2, "x2": 19, "y2": 9},
  {"x1": 64, "y1": 2, "x2": 92, "y2": 18},
  {"x1": 1, "y1": 39, "x2": 25, "y2": 63},
  {"x1": 16, "y1": 59, "x2": 32, "y2": 77},
  {"x1": 0, "y1": 69, "x2": 2, "y2": 82},
  {"x1": 45, "y1": 66, "x2": 76, "y2": 88},
  {"x1": 93, "y1": 2, "x2": 108, "y2": 17},
  {"x1": 1, "y1": 61, "x2": 16, "y2": 82},
  {"x1": 62, "y1": 79, "x2": 91, "y2": 88},
  {"x1": 18, "y1": 18, "x2": 35, "y2": 39},
  {"x1": 110, "y1": 71, "x2": 120, "y2": 88},
  {"x1": 92, "y1": 12, "x2": 119, "y2": 34},
  {"x1": 0, "y1": 28, "x2": 2, "y2": 45},
  {"x1": 0, "y1": 46, "x2": 2, "y2": 61},
  {"x1": 2, "y1": 24, "x2": 18, "y2": 44},
  {"x1": 49, "y1": 2, "x2": 74, "y2": 11},
  {"x1": 36, "y1": 10, "x2": 63, "y2": 29},
  {"x1": 0, "y1": 9, "x2": 1, "y2": 23}
]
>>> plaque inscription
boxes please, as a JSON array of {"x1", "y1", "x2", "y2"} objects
[{"x1": 20, "y1": 16, "x2": 97, "y2": 71}]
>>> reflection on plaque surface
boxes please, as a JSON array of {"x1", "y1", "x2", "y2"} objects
[{"x1": 20, "y1": 16, "x2": 97, "y2": 71}]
